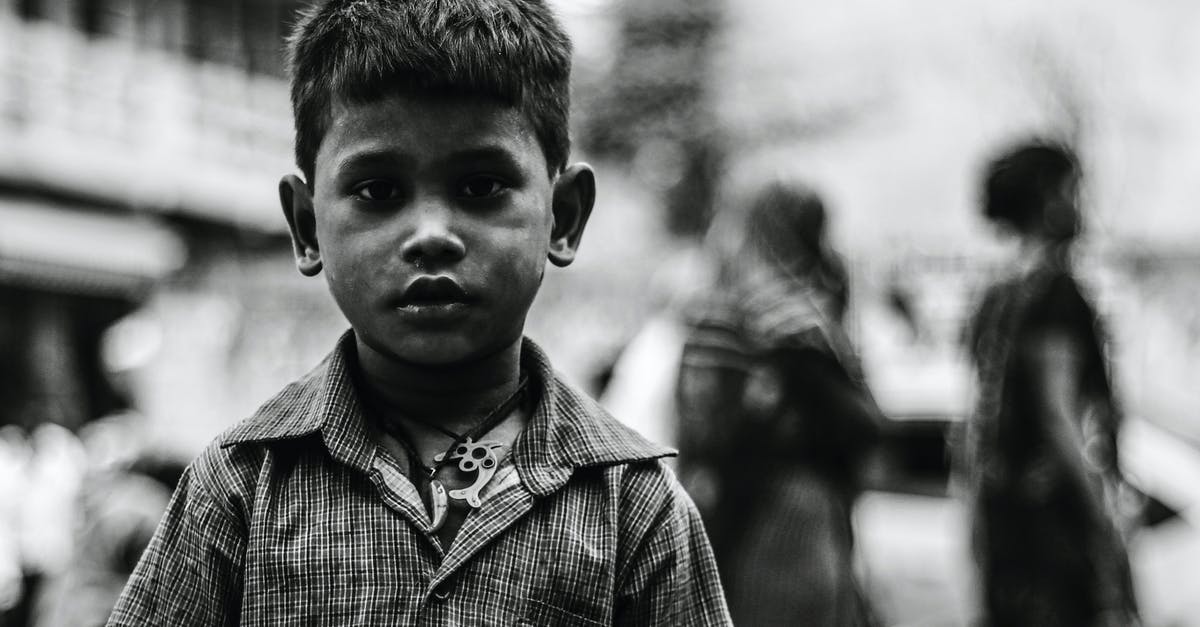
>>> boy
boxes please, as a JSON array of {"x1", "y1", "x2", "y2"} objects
[{"x1": 107, "y1": 0, "x2": 730, "y2": 624}]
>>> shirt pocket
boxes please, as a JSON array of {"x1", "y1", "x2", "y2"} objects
[{"x1": 517, "y1": 599, "x2": 606, "y2": 626}]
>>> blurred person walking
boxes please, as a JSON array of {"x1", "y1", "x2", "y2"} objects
[
  {"x1": 676, "y1": 181, "x2": 883, "y2": 626},
  {"x1": 964, "y1": 140, "x2": 1139, "y2": 627}
]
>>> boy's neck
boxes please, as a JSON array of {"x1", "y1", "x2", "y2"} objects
[{"x1": 353, "y1": 335, "x2": 525, "y2": 432}]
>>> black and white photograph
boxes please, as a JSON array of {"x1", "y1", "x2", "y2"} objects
[{"x1": 0, "y1": 0, "x2": 1198, "y2": 625}]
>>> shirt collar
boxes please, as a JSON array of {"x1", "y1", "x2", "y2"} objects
[
  {"x1": 512, "y1": 338, "x2": 675, "y2": 496},
  {"x1": 219, "y1": 330, "x2": 376, "y2": 473},
  {"x1": 220, "y1": 330, "x2": 674, "y2": 491}
]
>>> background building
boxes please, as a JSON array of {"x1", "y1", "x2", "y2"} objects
[{"x1": 0, "y1": 0, "x2": 348, "y2": 457}]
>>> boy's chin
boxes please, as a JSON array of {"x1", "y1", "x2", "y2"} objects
[{"x1": 386, "y1": 335, "x2": 503, "y2": 368}]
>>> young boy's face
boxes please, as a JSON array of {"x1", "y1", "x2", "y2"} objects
[{"x1": 280, "y1": 94, "x2": 593, "y2": 366}]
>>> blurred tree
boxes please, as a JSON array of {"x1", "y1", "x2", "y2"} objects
[{"x1": 580, "y1": 0, "x2": 725, "y2": 238}]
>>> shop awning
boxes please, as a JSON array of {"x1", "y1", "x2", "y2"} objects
[{"x1": 0, "y1": 199, "x2": 185, "y2": 296}]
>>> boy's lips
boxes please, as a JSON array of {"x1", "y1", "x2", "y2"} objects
[
  {"x1": 393, "y1": 276, "x2": 476, "y2": 323},
  {"x1": 399, "y1": 275, "x2": 472, "y2": 304}
]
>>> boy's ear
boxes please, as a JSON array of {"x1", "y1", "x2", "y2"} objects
[
  {"x1": 548, "y1": 163, "x2": 596, "y2": 268},
  {"x1": 279, "y1": 174, "x2": 323, "y2": 277}
]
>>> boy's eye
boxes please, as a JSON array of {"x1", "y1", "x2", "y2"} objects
[
  {"x1": 354, "y1": 180, "x2": 401, "y2": 202},
  {"x1": 458, "y1": 176, "x2": 506, "y2": 199}
]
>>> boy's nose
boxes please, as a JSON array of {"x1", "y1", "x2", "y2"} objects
[{"x1": 400, "y1": 206, "x2": 466, "y2": 268}]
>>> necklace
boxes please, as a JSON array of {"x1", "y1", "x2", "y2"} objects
[{"x1": 375, "y1": 377, "x2": 529, "y2": 531}]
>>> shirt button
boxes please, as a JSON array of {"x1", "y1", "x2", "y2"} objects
[{"x1": 431, "y1": 582, "x2": 451, "y2": 601}]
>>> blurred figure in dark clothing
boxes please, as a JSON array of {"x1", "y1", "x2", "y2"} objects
[
  {"x1": 676, "y1": 181, "x2": 882, "y2": 626},
  {"x1": 735, "y1": 182, "x2": 851, "y2": 325},
  {"x1": 965, "y1": 140, "x2": 1139, "y2": 627}
]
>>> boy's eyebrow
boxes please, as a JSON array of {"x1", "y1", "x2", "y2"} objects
[
  {"x1": 334, "y1": 148, "x2": 417, "y2": 173},
  {"x1": 435, "y1": 145, "x2": 525, "y2": 171},
  {"x1": 333, "y1": 145, "x2": 526, "y2": 175}
]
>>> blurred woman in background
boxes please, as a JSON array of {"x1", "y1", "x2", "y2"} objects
[
  {"x1": 676, "y1": 180, "x2": 882, "y2": 626},
  {"x1": 965, "y1": 140, "x2": 1139, "y2": 626}
]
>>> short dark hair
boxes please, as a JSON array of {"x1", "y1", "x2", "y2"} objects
[
  {"x1": 982, "y1": 140, "x2": 1079, "y2": 233},
  {"x1": 709, "y1": 180, "x2": 831, "y2": 288},
  {"x1": 286, "y1": 0, "x2": 573, "y2": 184},
  {"x1": 744, "y1": 181, "x2": 827, "y2": 259}
]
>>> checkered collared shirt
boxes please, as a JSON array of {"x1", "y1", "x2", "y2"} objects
[{"x1": 107, "y1": 332, "x2": 731, "y2": 626}]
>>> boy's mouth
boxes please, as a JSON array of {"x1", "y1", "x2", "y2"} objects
[{"x1": 395, "y1": 276, "x2": 475, "y2": 314}]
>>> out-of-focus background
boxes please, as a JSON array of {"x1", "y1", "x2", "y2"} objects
[{"x1": 1, "y1": 0, "x2": 1198, "y2": 624}]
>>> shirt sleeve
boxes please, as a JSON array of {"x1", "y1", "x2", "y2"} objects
[
  {"x1": 614, "y1": 477, "x2": 732, "y2": 626},
  {"x1": 106, "y1": 463, "x2": 246, "y2": 626}
]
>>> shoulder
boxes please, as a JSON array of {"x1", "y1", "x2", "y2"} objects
[
  {"x1": 613, "y1": 458, "x2": 691, "y2": 523},
  {"x1": 219, "y1": 357, "x2": 329, "y2": 448},
  {"x1": 554, "y1": 373, "x2": 676, "y2": 465},
  {"x1": 533, "y1": 363, "x2": 684, "y2": 507},
  {"x1": 1040, "y1": 272, "x2": 1090, "y2": 308},
  {"x1": 1024, "y1": 270, "x2": 1096, "y2": 332},
  {"x1": 681, "y1": 297, "x2": 751, "y2": 365},
  {"x1": 522, "y1": 338, "x2": 674, "y2": 468},
  {"x1": 968, "y1": 272, "x2": 1041, "y2": 344},
  {"x1": 607, "y1": 459, "x2": 705, "y2": 578},
  {"x1": 184, "y1": 431, "x2": 268, "y2": 525},
  {"x1": 188, "y1": 347, "x2": 336, "y2": 521}
]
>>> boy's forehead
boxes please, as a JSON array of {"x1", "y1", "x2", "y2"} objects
[{"x1": 317, "y1": 94, "x2": 544, "y2": 168}]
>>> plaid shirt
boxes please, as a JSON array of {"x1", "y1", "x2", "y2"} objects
[{"x1": 107, "y1": 332, "x2": 730, "y2": 626}]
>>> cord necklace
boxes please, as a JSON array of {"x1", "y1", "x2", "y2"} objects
[{"x1": 376, "y1": 376, "x2": 528, "y2": 531}]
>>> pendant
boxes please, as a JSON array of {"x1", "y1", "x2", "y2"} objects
[
  {"x1": 434, "y1": 437, "x2": 504, "y2": 508},
  {"x1": 428, "y1": 478, "x2": 449, "y2": 531}
]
